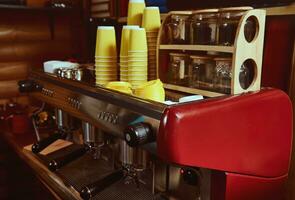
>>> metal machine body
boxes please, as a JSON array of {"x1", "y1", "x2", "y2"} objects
[{"x1": 23, "y1": 70, "x2": 293, "y2": 200}]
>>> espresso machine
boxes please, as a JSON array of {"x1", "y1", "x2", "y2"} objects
[{"x1": 19, "y1": 69, "x2": 293, "y2": 200}]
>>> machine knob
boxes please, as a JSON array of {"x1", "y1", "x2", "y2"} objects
[
  {"x1": 180, "y1": 168, "x2": 200, "y2": 186},
  {"x1": 18, "y1": 80, "x2": 42, "y2": 93},
  {"x1": 124, "y1": 123, "x2": 154, "y2": 147}
]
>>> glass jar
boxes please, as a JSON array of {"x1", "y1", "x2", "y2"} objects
[
  {"x1": 213, "y1": 57, "x2": 232, "y2": 94},
  {"x1": 168, "y1": 53, "x2": 189, "y2": 86},
  {"x1": 189, "y1": 55, "x2": 215, "y2": 90},
  {"x1": 166, "y1": 12, "x2": 191, "y2": 44},
  {"x1": 218, "y1": 7, "x2": 253, "y2": 46},
  {"x1": 190, "y1": 9, "x2": 218, "y2": 45}
]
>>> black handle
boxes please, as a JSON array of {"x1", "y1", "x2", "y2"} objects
[
  {"x1": 80, "y1": 170, "x2": 124, "y2": 200},
  {"x1": 18, "y1": 80, "x2": 42, "y2": 93},
  {"x1": 31, "y1": 131, "x2": 67, "y2": 154},
  {"x1": 48, "y1": 146, "x2": 88, "y2": 172},
  {"x1": 124, "y1": 122, "x2": 154, "y2": 147}
]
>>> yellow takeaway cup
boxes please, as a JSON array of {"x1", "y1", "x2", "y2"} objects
[
  {"x1": 95, "y1": 26, "x2": 117, "y2": 57},
  {"x1": 120, "y1": 25, "x2": 140, "y2": 57},
  {"x1": 134, "y1": 79, "x2": 165, "y2": 102},
  {"x1": 142, "y1": 7, "x2": 161, "y2": 31},
  {"x1": 127, "y1": 0, "x2": 146, "y2": 26},
  {"x1": 105, "y1": 81, "x2": 133, "y2": 94},
  {"x1": 129, "y1": 28, "x2": 148, "y2": 52}
]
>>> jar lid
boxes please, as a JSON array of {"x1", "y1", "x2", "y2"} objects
[
  {"x1": 169, "y1": 53, "x2": 187, "y2": 57},
  {"x1": 213, "y1": 57, "x2": 232, "y2": 61},
  {"x1": 219, "y1": 6, "x2": 253, "y2": 12},
  {"x1": 192, "y1": 9, "x2": 219, "y2": 14}
]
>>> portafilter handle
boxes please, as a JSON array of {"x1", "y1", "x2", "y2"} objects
[
  {"x1": 80, "y1": 170, "x2": 124, "y2": 200},
  {"x1": 48, "y1": 145, "x2": 89, "y2": 172},
  {"x1": 31, "y1": 130, "x2": 67, "y2": 154},
  {"x1": 18, "y1": 80, "x2": 42, "y2": 93}
]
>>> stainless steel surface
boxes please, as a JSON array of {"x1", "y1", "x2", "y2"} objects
[
  {"x1": 72, "y1": 68, "x2": 83, "y2": 81},
  {"x1": 55, "y1": 108, "x2": 77, "y2": 131},
  {"x1": 120, "y1": 140, "x2": 134, "y2": 165},
  {"x1": 29, "y1": 69, "x2": 213, "y2": 200},
  {"x1": 31, "y1": 70, "x2": 163, "y2": 142},
  {"x1": 82, "y1": 122, "x2": 104, "y2": 144},
  {"x1": 31, "y1": 70, "x2": 166, "y2": 119}
]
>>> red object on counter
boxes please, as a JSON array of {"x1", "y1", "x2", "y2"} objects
[
  {"x1": 10, "y1": 113, "x2": 31, "y2": 135},
  {"x1": 158, "y1": 88, "x2": 293, "y2": 200}
]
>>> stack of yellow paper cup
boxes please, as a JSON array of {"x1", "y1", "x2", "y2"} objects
[
  {"x1": 128, "y1": 28, "x2": 148, "y2": 87},
  {"x1": 127, "y1": 0, "x2": 145, "y2": 26},
  {"x1": 95, "y1": 26, "x2": 118, "y2": 85},
  {"x1": 142, "y1": 7, "x2": 161, "y2": 81},
  {"x1": 120, "y1": 25, "x2": 139, "y2": 82}
]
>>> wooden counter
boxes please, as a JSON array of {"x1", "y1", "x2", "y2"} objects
[{"x1": 0, "y1": 123, "x2": 82, "y2": 200}]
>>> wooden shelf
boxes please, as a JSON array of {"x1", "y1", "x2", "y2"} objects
[
  {"x1": 0, "y1": 4, "x2": 75, "y2": 12},
  {"x1": 117, "y1": 14, "x2": 168, "y2": 23},
  {"x1": 264, "y1": 4, "x2": 295, "y2": 16},
  {"x1": 159, "y1": 45, "x2": 235, "y2": 53},
  {"x1": 164, "y1": 83, "x2": 225, "y2": 98}
]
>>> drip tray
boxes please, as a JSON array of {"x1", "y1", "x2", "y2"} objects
[
  {"x1": 37, "y1": 145, "x2": 164, "y2": 200},
  {"x1": 92, "y1": 179, "x2": 163, "y2": 200}
]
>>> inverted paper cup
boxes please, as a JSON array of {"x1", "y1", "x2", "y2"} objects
[
  {"x1": 95, "y1": 55, "x2": 117, "y2": 59},
  {"x1": 128, "y1": 68, "x2": 148, "y2": 72},
  {"x1": 134, "y1": 79, "x2": 165, "y2": 102},
  {"x1": 128, "y1": 53, "x2": 147, "y2": 58},
  {"x1": 129, "y1": 28, "x2": 147, "y2": 52},
  {"x1": 96, "y1": 77, "x2": 118, "y2": 82},
  {"x1": 128, "y1": 64, "x2": 148, "y2": 68},
  {"x1": 95, "y1": 62, "x2": 118, "y2": 67},
  {"x1": 120, "y1": 25, "x2": 140, "y2": 57},
  {"x1": 120, "y1": 65, "x2": 128, "y2": 69},
  {"x1": 95, "y1": 26, "x2": 117, "y2": 57},
  {"x1": 96, "y1": 72, "x2": 118, "y2": 76},
  {"x1": 142, "y1": 7, "x2": 161, "y2": 31},
  {"x1": 95, "y1": 66, "x2": 117, "y2": 71},
  {"x1": 120, "y1": 78, "x2": 129, "y2": 82},
  {"x1": 129, "y1": 78, "x2": 148, "y2": 82},
  {"x1": 127, "y1": 0, "x2": 146, "y2": 26},
  {"x1": 95, "y1": 67, "x2": 117, "y2": 71},
  {"x1": 95, "y1": 66, "x2": 118, "y2": 71},
  {"x1": 95, "y1": 59, "x2": 117, "y2": 62},
  {"x1": 95, "y1": 72, "x2": 117, "y2": 76},
  {"x1": 105, "y1": 81, "x2": 133, "y2": 94},
  {"x1": 128, "y1": 71, "x2": 148, "y2": 76},
  {"x1": 128, "y1": 54, "x2": 148, "y2": 59},
  {"x1": 128, "y1": 59, "x2": 148, "y2": 62}
]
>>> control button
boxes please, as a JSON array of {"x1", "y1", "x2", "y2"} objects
[
  {"x1": 180, "y1": 168, "x2": 199, "y2": 186},
  {"x1": 124, "y1": 123, "x2": 154, "y2": 147},
  {"x1": 18, "y1": 80, "x2": 42, "y2": 93}
]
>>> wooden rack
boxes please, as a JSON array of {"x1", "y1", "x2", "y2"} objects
[{"x1": 156, "y1": 9, "x2": 266, "y2": 97}]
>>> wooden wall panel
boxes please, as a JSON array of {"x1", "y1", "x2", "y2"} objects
[
  {"x1": 0, "y1": 12, "x2": 51, "y2": 42},
  {"x1": 0, "y1": 8, "x2": 85, "y2": 104},
  {"x1": 0, "y1": 80, "x2": 23, "y2": 98},
  {"x1": 0, "y1": 62, "x2": 30, "y2": 81}
]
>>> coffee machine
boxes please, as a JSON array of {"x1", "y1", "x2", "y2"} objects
[{"x1": 19, "y1": 69, "x2": 293, "y2": 200}]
